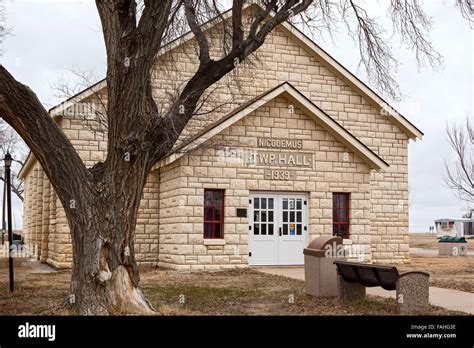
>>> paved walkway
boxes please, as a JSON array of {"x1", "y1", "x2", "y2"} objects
[
  {"x1": 410, "y1": 247, "x2": 474, "y2": 256},
  {"x1": 255, "y1": 267, "x2": 474, "y2": 314}
]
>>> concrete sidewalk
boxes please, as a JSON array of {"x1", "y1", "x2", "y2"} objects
[
  {"x1": 255, "y1": 267, "x2": 474, "y2": 314},
  {"x1": 410, "y1": 247, "x2": 474, "y2": 256}
]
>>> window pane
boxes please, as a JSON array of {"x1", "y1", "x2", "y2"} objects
[
  {"x1": 254, "y1": 198, "x2": 259, "y2": 209},
  {"x1": 297, "y1": 211, "x2": 302, "y2": 222},
  {"x1": 268, "y1": 224, "x2": 274, "y2": 235},
  {"x1": 214, "y1": 207, "x2": 222, "y2": 221},
  {"x1": 283, "y1": 224, "x2": 288, "y2": 235},
  {"x1": 296, "y1": 199, "x2": 302, "y2": 210},
  {"x1": 283, "y1": 211, "x2": 288, "y2": 222},
  {"x1": 261, "y1": 224, "x2": 267, "y2": 235},
  {"x1": 214, "y1": 191, "x2": 223, "y2": 206},
  {"x1": 297, "y1": 224, "x2": 302, "y2": 235},
  {"x1": 261, "y1": 198, "x2": 267, "y2": 209},
  {"x1": 290, "y1": 211, "x2": 295, "y2": 222},
  {"x1": 289, "y1": 223, "x2": 295, "y2": 235},
  {"x1": 261, "y1": 211, "x2": 267, "y2": 222},
  {"x1": 282, "y1": 199, "x2": 288, "y2": 210},
  {"x1": 204, "y1": 206, "x2": 213, "y2": 221},
  {"x1": 254, "y1": 211, "x2": 259, "y2": 222},
  {"x1": 215, "y1": 224, "x2": 222, "y2": 238},
  {"x1": 269, "y1": 211, "x2": 274, "y2": 222},
  {"x1": 339, "y1": 224, "x2": 348, "y2": 239},
  {"x1": 254, "y1": 224, "x2": 259, "y2": 235},
  {"x1": 289, "y1": 199, "x2": 295, "y2": 209},
  {"x1": 339, "y1": 194, "x2": 346, "y2": 208},
  {"x1": 205, "y1": 191, "x2": 213, "y2": 206},
  {"x1": 339, "y1": 209, "x2": 347, "y2": 222},
  {"x1": 204, "y1": 223, "x2": 213, "y2": 238},
  {"x1": 268, "y1": 198, "x2": 274, "y2": 209},
  {"x1": 333, "y1": 209, "x2": 340, "y2": 222}
]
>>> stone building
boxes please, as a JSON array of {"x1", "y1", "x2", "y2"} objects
[{"x1": 19, "y1": 5, "x2": 422, "y2": 270}]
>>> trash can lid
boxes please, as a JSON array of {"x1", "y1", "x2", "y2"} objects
[
  {"x1": 306, "y1": 235, "x2": 343, "y2": 250},
  {"x1": 438, "y1": 236, "x2": 467, "y2": 243}
]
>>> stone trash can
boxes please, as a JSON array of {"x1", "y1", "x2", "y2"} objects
[
  {"x1": 438, "y1": 236, "x2": 468, "y2": 256},
  {"x1": 303, "y1": 235, "x2": 346, "y2": 297}
]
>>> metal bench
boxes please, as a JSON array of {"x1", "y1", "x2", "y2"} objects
[{"x1": 334, "y1": 260, "x2": 430, "y2": 314}]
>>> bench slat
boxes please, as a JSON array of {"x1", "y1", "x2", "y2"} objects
[{"x1": 334, "y1": 261, "x2": 399, "y2": 290}]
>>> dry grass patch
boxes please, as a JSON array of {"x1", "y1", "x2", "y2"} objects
[
  {"x1": 397, "y1": 254, "x2": 473, "y2": 293},
  {"x1": 409, "y1": 233, "x2": 474, "y2": 249},
  {"x1": 0, "y1": 258, "x2": 465, "y2": 315}
]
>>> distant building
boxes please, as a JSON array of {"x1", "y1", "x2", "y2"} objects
[{"x1": 435, "y1": 218, "x2": 474, "y2": 238}]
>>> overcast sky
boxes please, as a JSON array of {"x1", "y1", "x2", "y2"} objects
[{"x1": 1, "y1": 0, "x2": 472, "y2": 231}]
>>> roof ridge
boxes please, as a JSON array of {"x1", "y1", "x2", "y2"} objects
[{"x1": 155, "y1": 81, "x2": 390, "y2": 172}]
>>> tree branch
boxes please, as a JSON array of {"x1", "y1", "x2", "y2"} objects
[
  {"x1": 151, "y1": 1, "x2": 314, "y2": 162},
  {"x1": 184, "y1": 0, "x2": 211, "y2": 65},
  {"x1": 0, "y1": 176, "x2": 23, "y2": 201},
  {"x1": 232, "y1": 0, "x2": 245, "y2": 49},
  {"x1": 0, "y1": 65, "x2": 91, "y2": 204}
]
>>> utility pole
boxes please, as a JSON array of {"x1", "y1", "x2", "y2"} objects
[
  {"x1": 1, "y1": 179, "x2": 5, "y2": 245},
  {"x1": 5, "y1": 152, "x2": 14, "y2": 292}
]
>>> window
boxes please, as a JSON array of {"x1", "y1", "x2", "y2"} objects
[
  {"x1": 253, "y1": 197, "x2": 275, "y2": 236},
  {"x1": 204, "y1": 189, "x2": 224, "y2": 239},
  {"x1": 333, "y1": 193, "x2": 350, "y2": 239},
  {"x1": 441, "y1": 222, "x2": 448, "y2": 229},
  {"x1": 448, "y1": 221, "x2": 455, "y2": 229}
]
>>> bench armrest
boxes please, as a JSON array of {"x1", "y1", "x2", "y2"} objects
[{"x1": 399, "y1": 271, "x2": 430, "y2": 278}]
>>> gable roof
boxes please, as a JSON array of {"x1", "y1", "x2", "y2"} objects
[
  {"x1": 153, "y1": 82, "x2": 390, "y2": 172},
  {"x1": 48, "y1": 3, "x2": 422, "y2": 140},
  {"x1": 22, "y1": 3, "x2": 421, "y2": 179}
]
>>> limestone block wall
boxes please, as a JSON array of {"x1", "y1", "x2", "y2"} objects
[
  {"x1": 158, "y1": 97, "x2": 372, "y2": 270},
  {"x1": 22, "y1": 117, "x2": 159, "y2": 268},
  {"x1": 46, "y1": 187, "x2": 57, "y2": 266},
  {"x1": 150, "y1": 21, "x2": 411, "y2": 263},
  {"x1": 135, "y1": 171, "x2": 160, "y2": 267},
  {"x1": 40, "y1": 175, "x2": 51, "y2": 262},
  {"x1": 22, "y1": 175, "x2": 31, "y2": 245}
]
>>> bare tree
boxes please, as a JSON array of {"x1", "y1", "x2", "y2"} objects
[
  {"x1": 444, "y1": 116, "x2": 474, "y2": 206},
  {"x1": 0, "y1": 120, "x2": 26, "y2": 201},
  {"x1": 0, "y1": 0, "x2": 472, "y2": 315},
  {"x1": 0, "y1": 3, "x2": 24, "y2": 201},
  {"x1": 0, "y1": 0, "x2": 7, "y2": 53},
  {"x1": 50, "y1": 67, "x2": 109, "y2": 132}
]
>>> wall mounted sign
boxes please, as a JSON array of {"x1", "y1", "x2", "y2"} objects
[
  {"x1": 264, "y1": 170, "x2": 297, "y2": 181},
  {"x1": 257, "y1": 137, "x2": 303, "y2": 150},
  {"x1": 255, "y1": 152, "x2": 313, "y2": 167}
]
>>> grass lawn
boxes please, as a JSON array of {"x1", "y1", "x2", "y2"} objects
[
  {"x1": 0, "y1": 258, "x2": 465, "y2": 316},
  {"x1": 397, "y1": 254, "x2": 473, "y2": 293},
  {"x1": 407, "y1": 233, "x2": 473, "y2": 293},
  {"x1": 409, "y1": 233, "x2": 474, "y2": 249}
]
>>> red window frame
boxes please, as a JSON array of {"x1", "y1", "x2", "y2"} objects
[
  {"x1": 333, "y1": 193, "x2": 350, "y2": 239},
  {"x1": 203, "y1": 189, "x2": 225, "y2": 239}
]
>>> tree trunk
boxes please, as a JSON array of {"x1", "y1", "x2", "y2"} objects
[
  {"x1": 66, "y1": 161, "x2": 156, "y2": 315},
  {"x1": 69, "y1": 237, "x2": 154, "y2": 315}
]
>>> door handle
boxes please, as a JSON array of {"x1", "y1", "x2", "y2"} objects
[{"x1": 279, "y1": 227, "x2": 282, "y2": 236}]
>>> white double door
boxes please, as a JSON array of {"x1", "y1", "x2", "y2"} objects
[{"x1": 249, "y1": 193, "x2": 307, "y2": 266}]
